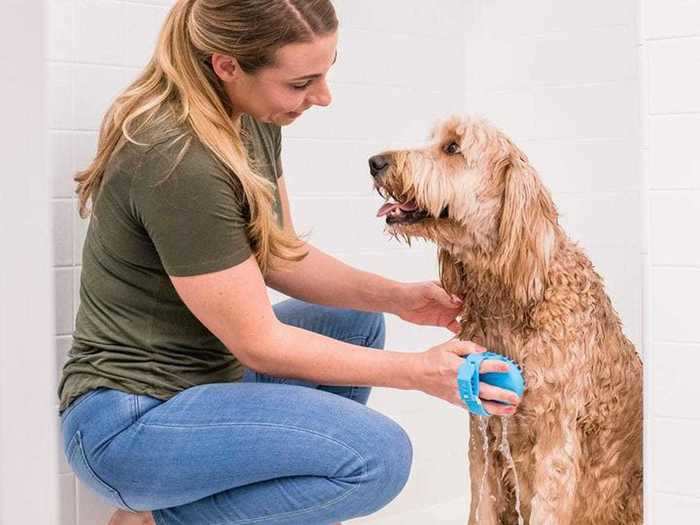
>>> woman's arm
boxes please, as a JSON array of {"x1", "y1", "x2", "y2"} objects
[
  {"x1": 171, "y1": 255, "x2": 416, "y2": 389},
  {"x1": 267, "y1": 175, "x2": 402, "y2": 314}
]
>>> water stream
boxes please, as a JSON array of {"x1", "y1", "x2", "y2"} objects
[{"x1": 473, "y1": 416, "x2": 525, "y2": 525}]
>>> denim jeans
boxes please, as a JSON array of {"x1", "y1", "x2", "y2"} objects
[{"x1": 60, "y1": 299, "x2": 413, "y2": 525}]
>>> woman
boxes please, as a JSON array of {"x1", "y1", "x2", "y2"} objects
[{"x1": 58, "y1": 1, "x2": 520, "y2": 524}]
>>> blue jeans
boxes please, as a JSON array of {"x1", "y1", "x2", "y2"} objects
[{"x1": 60, "y1": 299, "x2": 413, "y2": 525}]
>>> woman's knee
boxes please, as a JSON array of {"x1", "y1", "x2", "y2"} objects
[{"x1": 347, "y1": 415, "x2": 413, "y2": 515}]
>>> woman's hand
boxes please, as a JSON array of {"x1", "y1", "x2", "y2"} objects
[
  {"x1": 412, "y1": 338, "x2": 521, "y2": 416},
  {"x1": 394, "y1": 281, "x2": 463, "y2": 333}
]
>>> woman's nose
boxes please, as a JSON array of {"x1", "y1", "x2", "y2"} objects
[{"x1": 307, "y1": 78, "x2": 332, "y2": 107}]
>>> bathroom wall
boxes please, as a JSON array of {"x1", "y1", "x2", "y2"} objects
[
  {"x1": 642, "y1": 0, "x2": 700, "y2": 521},
  {"x1": 1, "y1": 1, "x2": 59, "y2": 523},
  {"x1": 48, "y1": 1, "x2": 470, "y2": 523}
]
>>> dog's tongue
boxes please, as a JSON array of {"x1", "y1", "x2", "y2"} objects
[
  {"x1": 376, "y1": 200, "x2": 418, "y2": 217},
  {"x1": 377, "y1": 202, "x2": 402, "y2": 217}
]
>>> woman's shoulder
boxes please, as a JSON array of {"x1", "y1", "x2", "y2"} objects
[{"x1": 114, "y1": 124, "x2": 233, "y2": 190}]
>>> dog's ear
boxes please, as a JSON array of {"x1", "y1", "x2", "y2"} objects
[
  {"x1": 495, "y1": 154, "x2": 558, "y2": 305},
  {"x1": 439, "y1": 247, "x2": 462, "y2": 295}
]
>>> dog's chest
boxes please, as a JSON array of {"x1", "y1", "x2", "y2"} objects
[{"x1": 459, "y1": 306, "x2": 526, "y2": 362}]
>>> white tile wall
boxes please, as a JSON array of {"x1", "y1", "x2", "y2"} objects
[{"x1": 643, "y1": 0, "x2": 700, "y2": 522}]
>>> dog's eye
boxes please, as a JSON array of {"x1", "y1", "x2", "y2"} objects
[{"x1": 444, "y1": 142, "x2": 461, "y2": 155}]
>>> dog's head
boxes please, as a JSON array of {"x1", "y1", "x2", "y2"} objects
[{"x1": 369, "y1": 115, "x2": 560, "y2": 304}]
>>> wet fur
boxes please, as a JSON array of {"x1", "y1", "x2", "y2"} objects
[{"x1": 375, "y1": 116, "x2": 642, "y2": 524}]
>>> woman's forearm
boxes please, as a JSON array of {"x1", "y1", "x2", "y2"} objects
[
  {"x1": 244, "y1": 320, "x2": 418, "y2": 390},
  {"x1": 266, "y1": 243, "x2": 402, "y2": 314}
]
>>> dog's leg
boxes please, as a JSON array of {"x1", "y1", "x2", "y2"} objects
[{"x1": 528, "y1": 417, "x2": 580, "y2": 525}]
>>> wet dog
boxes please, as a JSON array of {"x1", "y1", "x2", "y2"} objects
[{"x1": 369, "y1": 116, "x2": 643, "y2": 525}]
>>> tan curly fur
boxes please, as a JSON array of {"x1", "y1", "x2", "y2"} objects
[{"x1": 371, "y1": 116, "x2": 643, "y2": 524}]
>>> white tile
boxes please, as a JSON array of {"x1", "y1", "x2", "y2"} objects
[
  {"x1": 53, "y1": 200, "x2": 74, "y2": 267},
  {"x1": 335, "y1": 0, "x2": 465, "y2": 36},
  {"x1": 465, "y1": 35, "x2": 535, "y2": 92},
  {"x1": 58, "y1": 473, "x2": 77, "y2": 525},
  {"x1": 55, "y1": 268, "x2": 74, "y2": 336},
  {"x1": 653, "y1": 343, "x2": 700, "y2": 418},
  {"x1": 73, "y1": 132, "x2": 98, "y2": 177},
  {"x1": 533, "y1": 82, "x2": 639, "y2": 141},
  {"x1": 123, "y1": 2, "x2": 169, "y2": 68},
  {"x1": 644, "y1": 0, "x2": 700, "y2": 39},
  {"x1": 49, "y1": 63, "x2": 74, "y2": 130},
  {"x1": 648, "y1": 38, "x2": 700, "y2": 114},
  {"x1": 466, "y1": 90, "x2": 537, "y2": 144},
  {"x1": 530, "y1": 27, "x2": 638, "y2": 86},
  {"x1": 556, "y1": 191, "x2": 641, "y2": 249},
  {"x1": 523, "y1": 139, "x2": 640, "y2": 195},
  {"x1": 74, "y1": 0, "x2": 125, "y2": 65},
  {"x1": 654, "y1": 492, "x2": 700, "y2": 523},
  {"x1": 333, "y1": 30, "x2": 464, "y2": 92},
  {"x1": 651, "y1": 267, "x2": 700, "y2": 343},
  {"x1": 650, "y1": 191, "x2": 700, "y2": 266},
  {"x1": 472, "y1": 0, "x2": 635, "y2": 36},
  {"x1": 589, "y1": 246, "x2": 643, "y2": 349},
  {"x1": 48, "y1": 0, "x2": 74, "y2": 62},
  {"x1": 49, "y1": 132, "x2": 75, "y2": 198},
  {"x1": 290, "y1": 196, "x2": 422, "y2": 254},
  {"x1": 649, "y1": 115, "x2": 700, "y2": 190},
  {"x1": 73, "y1": 64, "x2": 128, "y2": 130},
  {"x1": 281, "y1": 138, "x2": 384, "y2": 196},
  {"x1": 654, "y1": 418, "x2": 700, "y2": 497}
]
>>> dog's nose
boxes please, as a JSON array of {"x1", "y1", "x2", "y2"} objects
[{"x1": 369, "y1": 155, "x2": 389, "y2": 177}]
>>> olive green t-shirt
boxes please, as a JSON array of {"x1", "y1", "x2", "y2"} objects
[{"x1": 57, "y1": 115, "x2": 283, "y2": 413}]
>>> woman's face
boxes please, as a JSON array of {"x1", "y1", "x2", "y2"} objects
[{"x1": 218, "y1": 32, "x2": 338, "y2": 126}]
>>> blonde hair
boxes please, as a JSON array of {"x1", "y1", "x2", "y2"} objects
[{"x1": 75, "y1": 0, "x2": 337, "y2": 274}]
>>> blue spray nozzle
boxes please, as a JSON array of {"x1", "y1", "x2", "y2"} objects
[{"x1": 457, "y1": 351, "x2": 525, "y2": 416}]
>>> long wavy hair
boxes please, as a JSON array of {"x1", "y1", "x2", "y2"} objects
[{"x1": 75, "y1": 0, "x2": 337, "y2": 274}]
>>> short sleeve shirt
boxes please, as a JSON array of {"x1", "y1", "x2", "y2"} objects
[{"x1": 57, "y1": 115, "x2": 282, "y2": 412}]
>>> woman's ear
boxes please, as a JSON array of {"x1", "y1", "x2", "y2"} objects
[
  {"x1": 210, "y1": 53, "x2": 241, "y2": 82},
  {"x1": 494, "y1": 154, "x2": 558, "y2": 305}
]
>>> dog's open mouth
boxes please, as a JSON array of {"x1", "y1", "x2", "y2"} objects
[
  {"x1": 374, "y1": 186, "x2": 449, "y2": 224},
  {"x1": 376, "y1": 198, "x2": 431, "y2": 224}
]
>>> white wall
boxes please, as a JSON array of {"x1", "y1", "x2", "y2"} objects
[
  {"x1": 642, "y1": 0, "x2": 700, "y2": 521},
  {"x1": 1, "y1": 0, "x2": 59, "y2": 522},
  {"x1": 48, "y1": 0, "x2": 470, "y2": 523}
]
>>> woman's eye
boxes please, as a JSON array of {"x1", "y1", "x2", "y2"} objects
[
  {"x1": 290, "y1": 81, "x2": 312, "y2": 90},
  {"x1": 444, "y1": 142, "x2": 461, "y2": 155}
]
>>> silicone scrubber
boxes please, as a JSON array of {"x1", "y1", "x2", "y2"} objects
[{"x1": 457, "y1": 351, "x2": 525, "y2": 416}]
